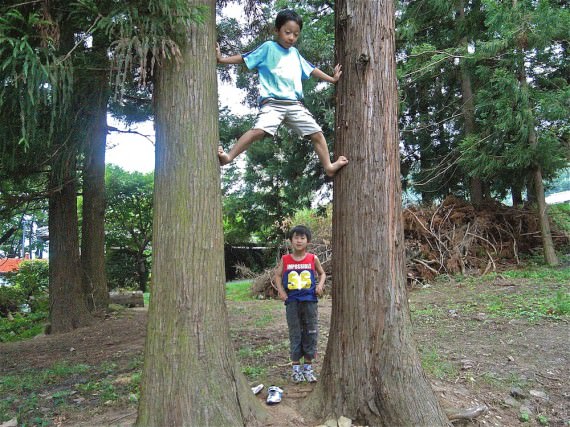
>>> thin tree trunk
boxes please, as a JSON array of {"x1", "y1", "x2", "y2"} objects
[
  {"x1": 81, "y1": 38, "x2": 110, "y2": 311},
  {"x1": 511, "y1": 183, "x2": 523, "y2": 207},
  {"x1": 529, "y1": 138, "x2": 559, "y2": 265},
  {"x1": 517, "y1": 44, "x2": 558, "y2": 265},
  {"x1": 307, "y1": 1, "x2": 450, "y2": 425},
  {"x1": 49, "y1": 154, "x2": 93, "y2": 333},
  {"x1": 458, "y1": 0, "x2": 483, "y2": 206},
  {"x1": 136, "y1": 2, "x2": 264, "y2": 425}
]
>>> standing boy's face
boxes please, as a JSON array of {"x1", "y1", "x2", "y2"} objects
[
  {"x1": 291, "y1": 232, "x2": 308, "y2": 252},
  {"x1": 276, "y1": 20, "x2": 301, "y2": 49}
]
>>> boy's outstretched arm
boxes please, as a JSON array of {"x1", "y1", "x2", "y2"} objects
[
  {"x1": 216, "y1": 43, "x2": 245, "y2": 65},
  {"x1": 310, "y1": 64, "x2": 342, "y2": 84}
]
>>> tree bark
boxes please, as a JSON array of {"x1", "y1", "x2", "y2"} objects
[
  {"x1": 529, "y1": 139, "x2": 559, "y2": 265},
  {"x1": 136, "y1": 2, "x2": 265, "y2": 425},
  {"x1": 81, "y1": 37, "x2": 110, "y2": 311},
  {"x1": 307, "y1": 1, "x2": 450, "y2": 425},
  {"x1": 49, "y1": 154, "x2": 93, "y2": 333}
]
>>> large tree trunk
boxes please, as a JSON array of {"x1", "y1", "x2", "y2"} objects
[
  {"x1": 81, "y1": 38, "x2": 110, "y2": 311},
  {"x1": 136, "y1": 2, "x2": 264, "y2": 425},
  {"x1": 307, "y1": 1, "x2": 450, "y2": 425},
  {"x1": 49, "y1": 154, "x2": 93, "y2": 333}
]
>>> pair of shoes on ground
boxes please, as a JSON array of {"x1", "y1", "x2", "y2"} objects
[
  {"x1": 266, "y1": 386, "x2": 283, "y2": 405},
  {"x1": 251, "y1": 384, "x2": 264, "y2": 395},
  {"x1": 292, "y1": 366, "x2": 317, "y2": 383}
]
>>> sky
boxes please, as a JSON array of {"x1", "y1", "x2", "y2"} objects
[{"x1": 105, "y1": 4, "x2": 251, "y2": 173}]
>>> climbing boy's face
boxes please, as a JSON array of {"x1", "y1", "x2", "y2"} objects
[
  {"x1": 276, "y1": 20, "x2": 301, "y2": 49},
  {"x1": 290, "y1": 232, "x2": 308, "y2": 252}
]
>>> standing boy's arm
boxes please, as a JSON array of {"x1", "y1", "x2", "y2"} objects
[
  {"x1": 216, "y1": 43, "x2": 245, "y2": 65},
  {"x1": 310, "y1": 64, "x2": 342, "y2": 84},
  {"x1": 314, "y1": 256, "x2": 327, "y2": 296},
  {"x1": 274, "y1": 259, "x2": 288, "y2": 301}
]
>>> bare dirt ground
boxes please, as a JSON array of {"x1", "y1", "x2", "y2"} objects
[{"x1": 1, "y1": 275, "x2": 568, "y2": 427}]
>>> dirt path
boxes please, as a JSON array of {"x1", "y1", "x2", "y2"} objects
[{"x1": 1, "y1": 278, "x2": 568, "y2": 426}]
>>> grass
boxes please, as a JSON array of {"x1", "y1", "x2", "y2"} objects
[
  {"x1": 0, "y1": 311, "x2": 47, "y2": 343},
  {"x1": 226, "y1": 280, "x2": 255, "y2": 301},
  {"x1": 0, "y1": 358, "x2": 142, "y2": 425},
  {"x1": 413, "y1": 264, "x2": 570, "y2": 322},
  {"x1": 419, "y1": 346, "x2": 458, "y2": 380}
]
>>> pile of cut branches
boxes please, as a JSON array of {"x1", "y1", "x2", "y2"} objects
[{"x1": 404, "y1": 196, "x2": 568, "y2": 285}]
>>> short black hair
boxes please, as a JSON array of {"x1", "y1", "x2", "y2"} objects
[
  {"x1": 289, "y1": 225, "x2": 311, "y2": 242},
  {"x1": 275, "y1": 9, "x2": 303, "y2": 31}
]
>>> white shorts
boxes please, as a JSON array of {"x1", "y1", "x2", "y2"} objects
[{"x1": 253, "y1": 99, "x2": 322, "y2": 137}]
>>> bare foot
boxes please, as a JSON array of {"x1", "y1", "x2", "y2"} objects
[
  {"x1": 218, "y1": 146, "x2": 232, "y2": 166},
  {"x1": 325, "y1": 156, "x2": 348, "y2": 177}
]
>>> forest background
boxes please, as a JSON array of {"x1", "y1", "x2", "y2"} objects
[{"x1": 0, "y1": 0, "x2": 568, "y2": 333}]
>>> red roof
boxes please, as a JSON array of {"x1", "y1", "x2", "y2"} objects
[{"x1": 0, "y1": 258, "x2": 23, "y2": 274}]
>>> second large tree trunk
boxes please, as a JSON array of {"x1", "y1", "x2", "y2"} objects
[
  {"x1": 81, "y1": 38, "x2": 110, "y2": 311},
  {"x1": 49, "y1": 154, "x2": 93, "y2": 333},
  {"x1": 307, "y1": 1, "x2": 450, "y2": 425},
  {"x1": 136, "y1": 2, "x2": 264, "y2": 425}
]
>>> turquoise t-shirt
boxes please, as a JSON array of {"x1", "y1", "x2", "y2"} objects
[{"x1": 243, "y1": 41, "x2": 315, "y2": 103}]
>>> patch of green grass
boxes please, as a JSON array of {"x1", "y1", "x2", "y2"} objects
[
  {"x1": 226, "y1": 280, "x2": 254, "y2": 301},
  {"x1": 241, "y1": 365, "x2": 267, "y2": 380},
  {"x1": 500, "y1": 266, "x2": 570, "y2": 283},
  {"x1": 0, "y1": 311, "x2": 47, "y2": 343},
  {"x1": 0, "y1": 361, "x2": 90, "y2": 395},
  {"x1": 419, "y1": 347, "x2": 457, "y2": 380},
  {"x1": 254, "y1": 313, "x2": 275, "y2": 328}
]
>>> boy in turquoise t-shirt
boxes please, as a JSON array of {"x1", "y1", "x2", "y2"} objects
[{"x1": 216, "y1": 9, "x2": 348, "y2": 177}]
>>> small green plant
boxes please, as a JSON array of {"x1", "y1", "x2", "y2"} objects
[
  {"x1": 520, "y1": 412, "x2": 530, "y2": 422},
  {"x1": 537, "y1": 414, "x2": 549, "y2": 426},
  {"x1": 241, "y1": 365, "x2": 266, "y2": 379}
]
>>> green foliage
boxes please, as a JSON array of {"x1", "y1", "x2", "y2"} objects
[
  {"x1": 105, "y1": 165, "x2": 153, "y2": 291},
  {"x1": 8, "y1": 260, "x2": 49, "y2": 312},
  {"x1": 0, "y1": 311, "x2": 47, "y2": 342},
  {"x1": 549, "y1": 203, "x2": 570, "y2": 236},
  {"x1": 0, "y1": 285, "x2": 25, "y2": 317}
]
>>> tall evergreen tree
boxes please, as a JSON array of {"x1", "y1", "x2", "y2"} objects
[
  {"x1": 136, "y1": 1, "x2": 265, "y2": 424},
  {"x1": 307, "y1": 0, "x2": 450, "y2": 424}
]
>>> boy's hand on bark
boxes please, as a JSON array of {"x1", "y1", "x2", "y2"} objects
[
  {"x1": 215, "y1": 43, "x2": 222, "y2": 63},
  {"x1": 332, "y1": 64, "x2": 342, "y2": 83}
]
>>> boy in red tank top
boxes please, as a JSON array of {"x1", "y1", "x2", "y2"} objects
[{"x1": 274, "y1": 225, "x2": 326, "y2": 383}]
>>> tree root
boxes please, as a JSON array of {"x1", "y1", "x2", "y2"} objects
[{"x1": 445, "y1": 404, "x2": 488, "y2": 422}]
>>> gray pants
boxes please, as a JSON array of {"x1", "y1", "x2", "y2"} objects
[{"x1": 285, "y1": 300, "x2": 318, "y2": 362}]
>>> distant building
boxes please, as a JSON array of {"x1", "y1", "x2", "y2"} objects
[{"x1": 0, "y1": 254, "x2": 29, "y2": 286}]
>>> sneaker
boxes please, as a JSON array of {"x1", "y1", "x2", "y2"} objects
[
  {"x1": 291, "y1": 367, "x2": 305, "y2": 383},
  {"x1": 266, "y1": 386, "x2": 283, "y2": 405},
  {"x1": 251, "y1": 384, "x2": 264, "y2": 395},
  {"x1": 303, "y1": 366, "x2": 317, "y2": 383}
]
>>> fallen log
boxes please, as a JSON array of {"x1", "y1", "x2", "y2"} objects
[{"x1": 109, "y1": 291, "x2": 144, "y2": 307}]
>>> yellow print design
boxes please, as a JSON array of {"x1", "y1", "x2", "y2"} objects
[{"x1": 287, "y1": 270, "x2": 312, "y2": 290}]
